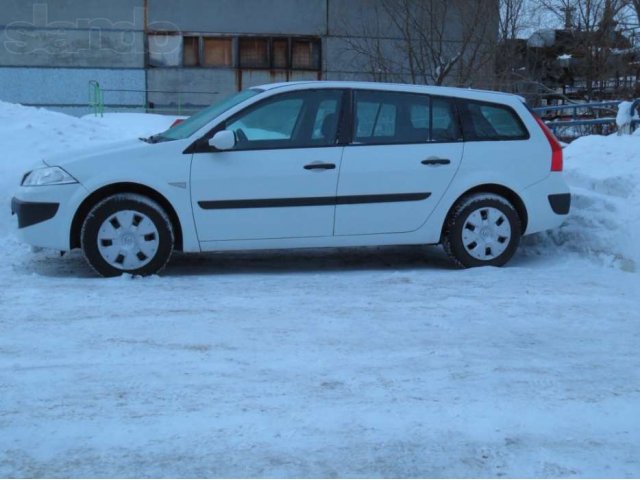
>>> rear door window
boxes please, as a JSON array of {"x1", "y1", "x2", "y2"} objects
[
  {"x1": 459, "y1": 100, "x2": 529, "y2": 141},
  {"x1": 355, "y1": 100, "x2": 398, "y2": 140},
  {"x1": 352, "y1": 90, "x2": 460, "y2": 145}
]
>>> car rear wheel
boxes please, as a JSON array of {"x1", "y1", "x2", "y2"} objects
[
  {"x1": 81, "y1": 194, "x2": 174, "y2": 277},
  {"x1": 443, "y1": 193, "x2": 521, "y2": 268}
]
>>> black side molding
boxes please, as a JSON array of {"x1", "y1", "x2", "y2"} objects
[
  {"x1": 11, "y1": 198, "x2": 59, "y2": 228},
  {"x1": 198, "y1": 192, "x2": 431, "y2": 210},
  {"x1": 548, "y1": 193, "x2": 571, "y2": 215}
]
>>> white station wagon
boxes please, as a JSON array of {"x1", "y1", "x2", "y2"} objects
[{"x1": 11, "y1": 81, "x2": 570, "y2": 277}]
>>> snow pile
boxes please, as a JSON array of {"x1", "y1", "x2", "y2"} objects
[
  {"x1": 616, "y1": 101, "x2": 634, "y2": 129},
  {"x1": 0, "y1": 101, "x2": 177, "y2": 236},
  {"x1": 615, "y1": 101, "x2": 638, "y2": 135},
  {"x1": 524, "y1": 134, "x2": 640, "y2": 272}
]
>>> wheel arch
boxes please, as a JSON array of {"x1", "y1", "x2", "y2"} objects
[
  {"x1": 440, "y1": 184, "x2": 528, "y2": 241},
  {"x1": 70, "y1": 182, "x2": 183, "y2": 251}
]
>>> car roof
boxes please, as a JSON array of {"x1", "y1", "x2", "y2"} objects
[{"x1": 254, "y1": 81, "x2": 525, "y2": 104}]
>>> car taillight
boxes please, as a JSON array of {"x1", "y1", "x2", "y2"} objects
[{"x1": 533, "y1": 114, "x2": 563, "y2": 172}]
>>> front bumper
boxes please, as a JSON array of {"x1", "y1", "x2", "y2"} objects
[
  {"x1": 11, "y1": 183, "x2": 88, "y2": 251},
  {"x1": 11, "y1": 198, "x2": 60, "y2": 228}
]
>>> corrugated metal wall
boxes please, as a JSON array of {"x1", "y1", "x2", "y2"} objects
[{"x1": 0, "y1": 0, "x2": 498, "y2": 115}]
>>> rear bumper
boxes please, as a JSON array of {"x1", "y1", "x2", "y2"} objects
[
  {"x1": 521, "y1": 173, "x2": 571, "y2": 235},
  {"x1": 548, "y1": 193, "x2": 571, "y2": 215},
  {"x1": 11, "y1": 198, "x2": 60, "y2": 229}
]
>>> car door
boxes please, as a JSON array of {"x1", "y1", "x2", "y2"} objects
[
  {"x1": 190, "y1": 89, "x2": 345, "y2": 242},
  {"x1": 334, "y1": 90, "x2": 464, "y2": 236}
]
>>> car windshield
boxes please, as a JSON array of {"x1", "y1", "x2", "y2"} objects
[{"x1": 148, "y1": 88, "x2": 263, "y2": 142}]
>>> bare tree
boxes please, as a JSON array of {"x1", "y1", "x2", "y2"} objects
[
  {"x1": 626, "y1": 0, "x2": 640, "y2": 24},
  {"x1": 341, "y1": 0, "x2": 497, "y2": 86},
  {"x1": 534, "y1": 0, "x2": 629, "y2": 96},
  {"x1": 499, "y1": 0, "x2": 527, "y2": 41},
  {"x1": 496, "y1": 0, "x2": 533, "y2": 90},
  {"x1": 535, "y1": 0, "x2": 627, "y2": 34},
  {"x1": 624, "y1": 0, "x2": 640, "y2": 95}
]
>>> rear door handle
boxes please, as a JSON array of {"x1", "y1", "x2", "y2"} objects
[
  {"x1": 304, "y1": 162, "x2": 336, "y2": 171},
  {"x1": 421, "y1": 158, "x2": 451, "y2": 166}
]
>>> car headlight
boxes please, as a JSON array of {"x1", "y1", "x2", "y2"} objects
[{"x1": 21, "y1": 166, "x2": 78, "y2": 187}]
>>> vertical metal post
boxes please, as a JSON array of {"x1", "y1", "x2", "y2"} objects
[{"x1": 88, "y1": 81, "x2": 104, "y2": 117}]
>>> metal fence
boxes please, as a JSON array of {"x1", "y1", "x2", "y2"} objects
[
  {"x1": 532, "y1": 99, "x2": 640, "y2": 141},
  {"x1": 88, "y1": 81, "x2": 218, "y2": 117}
]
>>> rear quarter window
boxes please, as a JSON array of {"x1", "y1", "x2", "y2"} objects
[{"x1": 459, "y1": 100, "x2": 529, "y2": 141}]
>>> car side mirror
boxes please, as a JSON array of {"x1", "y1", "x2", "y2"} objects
[{"x1": 208, "y1": 130, "x2": 236, "y2": 151}]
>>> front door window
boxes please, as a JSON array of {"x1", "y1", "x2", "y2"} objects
[{"x1": 224, "y1": 90, "x2": 343, "y2": 150}]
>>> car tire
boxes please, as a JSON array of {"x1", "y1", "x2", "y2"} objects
[
  {"x1": 81, "y1": 193, "x2": 174, "y2": 277},
  {"x1": 443, "y1": 193, "x2": 522, "y2": 268}
]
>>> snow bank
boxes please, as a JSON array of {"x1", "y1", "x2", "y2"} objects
[
  {"x1": 0, "y1": 101, "x2": 177, "y2": 236},
  {"x1": 523, "y1": 134, "x2": 640, "y2": 272},
  {"x1": 616, "y1": 101, "x2": 634, "y2": 129}
]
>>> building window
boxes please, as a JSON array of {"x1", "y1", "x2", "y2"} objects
[
  {"x1": 272, "y1": 39, "x2": 289, "y2": 69},
  {"x1": 148, "y1": 33, "x2": 321, "y2": 72},
  {"x1": 292, "y1": 39, "x2": 320, "y2": 70},
  {"x1": 203, "y1": 38, "x2": 232, "y2": 67},
  {"x1": 148, "y1": 34, "x2": 182, "y2": 67},
  {"x1": 183, "y1": 36, "x2": 200, "y2": 66},
  {"x1": 240, "y1": 38, "x2": 269, "y2": 68}
]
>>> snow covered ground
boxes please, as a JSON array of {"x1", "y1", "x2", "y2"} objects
[{"x1": 0, "y1": 102, "x2": 639, "y2": 478}]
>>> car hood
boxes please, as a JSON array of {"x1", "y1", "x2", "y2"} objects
[{"x1": 43, "y1": 138, "x2": 148, "y2": 168}]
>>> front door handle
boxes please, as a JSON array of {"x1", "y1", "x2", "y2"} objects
[
  {"x1": 304, "y1": 162, "x2": 336, "y2": 171},
  {"x1": 421, "y1": 158, "x2": 451, "y2": 166}
]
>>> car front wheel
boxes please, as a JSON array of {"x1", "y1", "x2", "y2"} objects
[
  {"x1": 443, "y1": 193, "x2": 522, "y2": 268},
  {"x1": 80, "y1": 193, "x2": 174, "y2": 277}
]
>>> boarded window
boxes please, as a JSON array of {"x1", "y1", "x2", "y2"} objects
[
  {"x1": 152, "y1": 35, "x2": 321, "y2": 71},
  {"x1": 203, "y1": 38, "x2": 232, "y2": 67},
  {"x1": 272, "y1": 39, "x2": 289, "y2": 69},
  {"x1": 239, "y1": 38, "x2": 269, "y2": 68},
  {"x1": 292, "y1": 40, "x2": 320, "y2": 70},
  {"x1": 183, "y1": 36, "x2": 200, "y2": 66}
]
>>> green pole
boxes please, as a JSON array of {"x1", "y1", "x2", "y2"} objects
[{"x1": 88, "y1": 81, "x2": 104, "y2": 117}]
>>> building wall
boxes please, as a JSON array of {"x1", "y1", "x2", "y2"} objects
[
  {"x1": 0, "y1": 0, "x2": 498, "y2": 115},
  {"x1": 144, "y1": 0, "x2": 327, "y2": 113},
  {"x1": 0, "y1": 0, "x2": 146, "y2": 114},
  {"x1": 324, "y1": 0, "x2": 498, "y2": 85},
  {"x1": 147, "y1": 0, "x2": 327, "y2": 35}
]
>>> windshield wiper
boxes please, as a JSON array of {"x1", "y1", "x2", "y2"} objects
[{"x1": 139, "y1": 134, "x2": 165, "y2": 144}]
